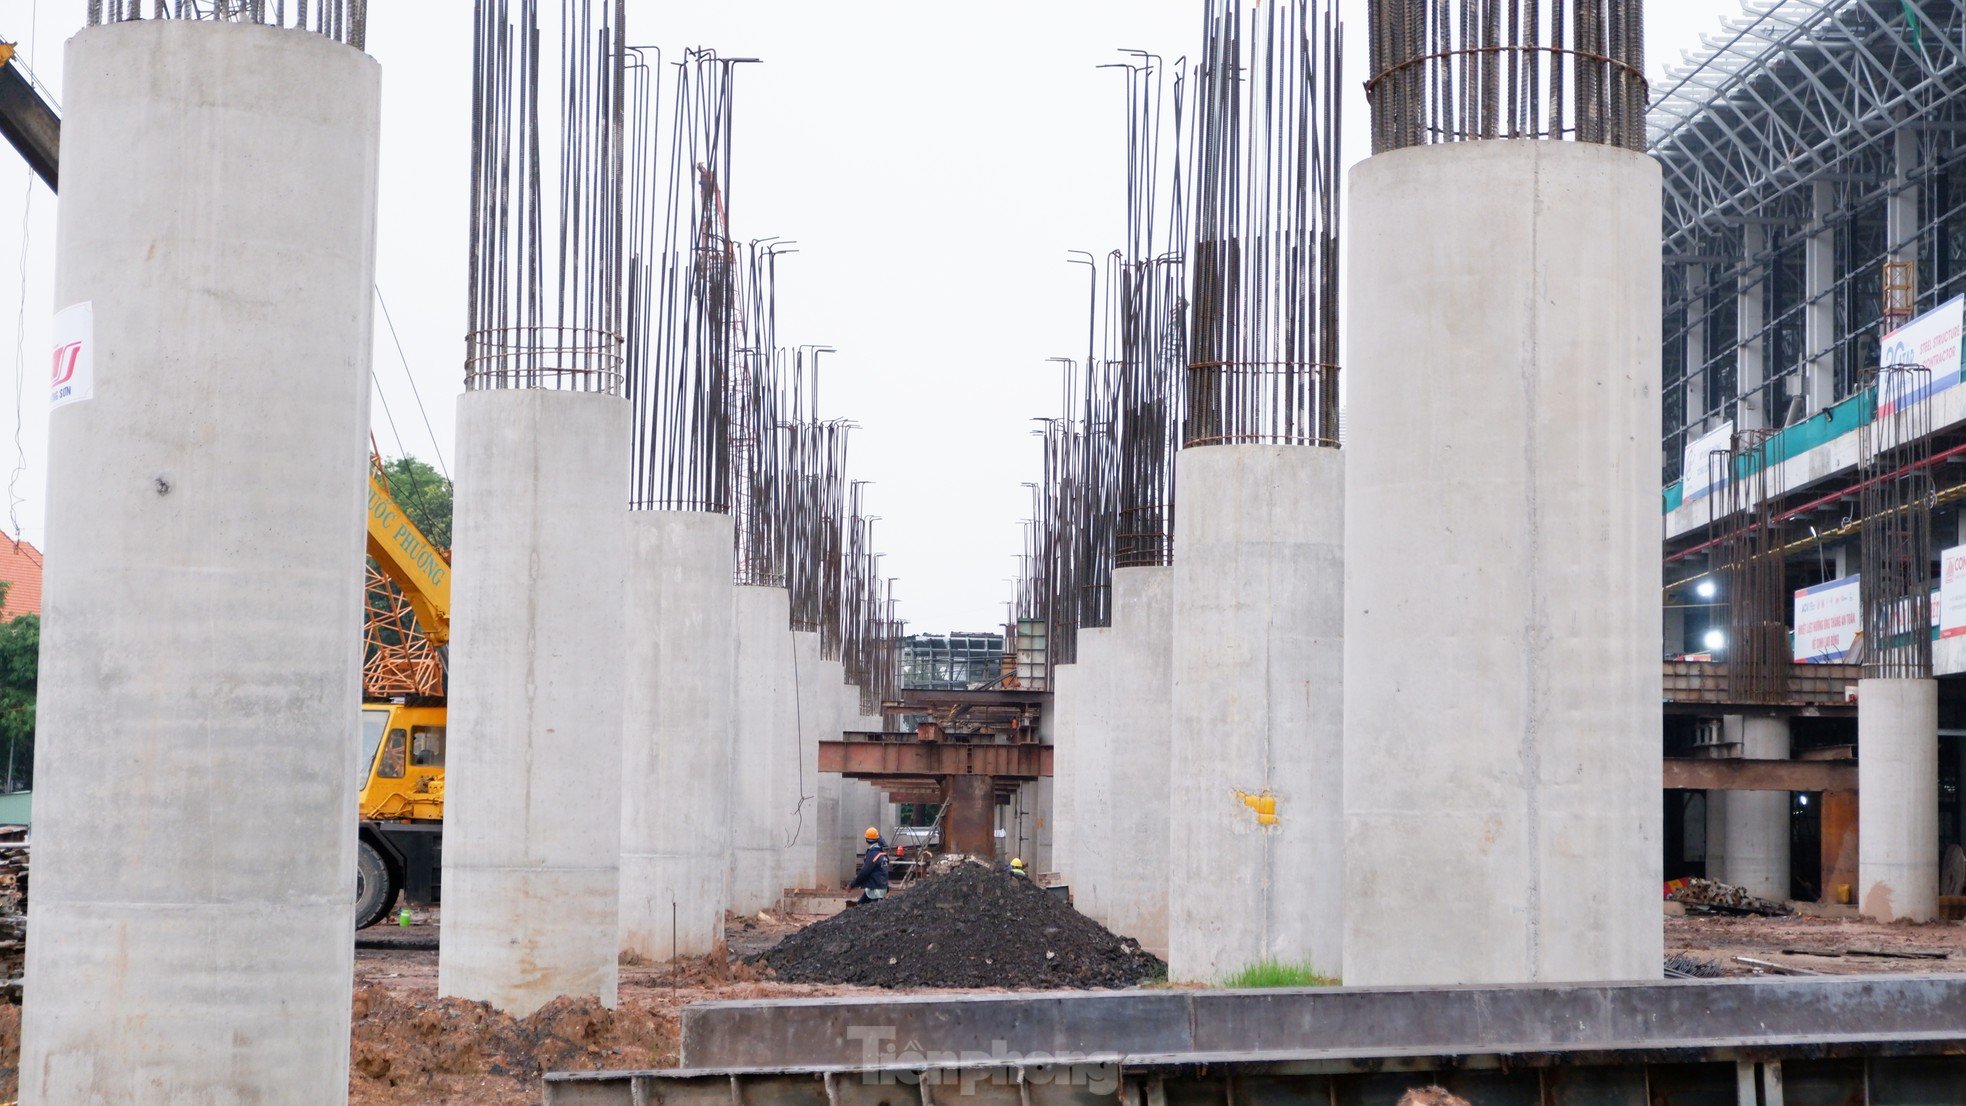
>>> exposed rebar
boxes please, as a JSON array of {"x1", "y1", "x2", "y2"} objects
[
  {"x1": 1365, "y1": 0, "x2": 1646, "y2": 152},
  {"x1": 92, "y1": 0, "x2": 366, "y2": 49},
  {"x1": 1859, "y1": 363, "x2": 1935, "y2": 680},
  {"x1": 1183, "y1": 0, "x2": 1343, "y2": 448},
  {"x1": 466, "y1": 0, "x2": 628, "y2": 394}
]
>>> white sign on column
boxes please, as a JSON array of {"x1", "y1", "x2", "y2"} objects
[{"x1": 51, "y1": 302, "x2": 95, "y2": 410}]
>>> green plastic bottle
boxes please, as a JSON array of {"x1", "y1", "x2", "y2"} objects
[{"x1": 397, "y1": 907, "x2": 413, "y2": 927}]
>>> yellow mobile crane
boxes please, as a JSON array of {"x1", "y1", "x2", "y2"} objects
[{"x1": 358, "y1": 460, "x2": 452, "y2": 928}]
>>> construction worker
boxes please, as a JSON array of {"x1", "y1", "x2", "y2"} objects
[
  {"x1": 848, "y1": 827, "x2": 890, "y2": 905},
  {"x1": 1008, "y1": 857, "x2": 1028, "y2": 879}
]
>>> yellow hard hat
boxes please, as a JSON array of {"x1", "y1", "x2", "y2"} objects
[
  {"x1": 1010, "y1": 857, "x2": 1024, "y2": 869},
  {"x1": 864, "y1": 827, "x2": 880, "y2": 840}
]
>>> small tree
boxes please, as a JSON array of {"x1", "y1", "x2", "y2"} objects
[
  {"x1": 0, "y1": 613, "x2": 38, "y2": 792},
  {"x1": 380, "y1": 455, "x2": 452, "y2": 551}
]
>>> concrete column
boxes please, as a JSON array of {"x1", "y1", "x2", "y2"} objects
[
  {"x1": 1049, "y1": 662, "x2": 1080, "y2": 894},
  {"x1": 729, "y1": 586, "x2": 795, "y2": 913},
  {"x1": 1705, "y1": 789, "x2": 1728, "y2": 878},
  {"x1": 1169, "y1": 444, "x2": 1343, "y2": 982},
  {"x1": 1737, "y1": 225, "x2": 1767, "y2": 430},
  {"x1": 1804, "y1": 182, "x2": 1836, "y2": 411},
  {"x1": 1104, "y1": 565, "x2": 1173, "y2": 956},
  {"x1": 620, "y1": 511, "x2": 734, "y2": 961},
  {"x1": 1684, "y1": 263, "x2": 1708, "y2": 434},
  {"x1": 442, "y1": 389, "x2": 628, "y2": 1014},
  {"x1": 1718, "y1": 716, "x2": 1792, "y2": 900},
  {"x1": 1071, "y1": 627, "x2": 1114, "y2": 922},
  {"x1": 1858, "y1": 678, "x2": 1938, "y2": 922},
  {"x1": 1888, "y1": 125, "x2": 1919, "y2": 267},
  {"x1": 780, "y1": 629, "x2": 825, "y2": 893},
  {"x1": 21, "y1": 21, "x2": 379, "y2": 1102},
  {"x1": 1345, "y1": 141, "x2": 1663, "y2": 986}
]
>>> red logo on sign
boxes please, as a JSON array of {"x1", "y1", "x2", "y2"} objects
[{"x1": 51, "y1": 341, "x2": 82, "y2": 387}]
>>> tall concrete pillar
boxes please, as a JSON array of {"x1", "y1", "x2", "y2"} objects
[
  {"x1": 1803, "y1": 182, "x2": 1836, "y2": 411},
  {"x1": 1683, "y1": 263, "x2": 1708, "y2": 433},
  {"x1": 777, "y1": 630, "x2": 827, "y2": 892},
  {"x1": 1104, "y1": 565, "x2": 1173, "y2": 956},
  {"x1": 442, "y1": 389, "x2": 628, "y2": 1014},
  {"x1": 1346, "y1": 140, "x2": 1663, "y2": 986},
  {"x1": 729, "y1": 585, "x2": 795, "y2": 913},
  {"x1": 1736, "y1": 225, "x2": 1767, "y2": 429},
  {"x1": 1071, "y1": 628, "x2": 1114, "y2": 921},
  {"x1": 1169, "y1": 445, "x2": 1343, "y2": 982},
  {"x1": 1859, "y1": 678, "x2": 1939, "y2": 922},
  {"x1": 21, "y1": 21, "x2": 379, "y2": 1102},
  {"x1": 620, "y1": 511, "x2": 734, "y2": 961},
  {"x1": 1718, "y1": 716, "x2": 1791, "y2": 900},
  {"x1": 1049, "y1": 662, "x2": 1080, "y2": 893}
]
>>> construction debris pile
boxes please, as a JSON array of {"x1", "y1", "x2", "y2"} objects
[
  {"x1": 757, "y1": 864, "x2": 1165, "y2": 989},
  {"x1": 1670, "y1": 878, "x2": 1793, "y2": 917},
  {"x1": 0, "y1": 832, "x2": 24, "y2": 1002}
]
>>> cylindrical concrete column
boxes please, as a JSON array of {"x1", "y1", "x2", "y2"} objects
[
  {"x1": 1859, "y1": 678, "x2": 1938, "y2": 922},
  {"x1": 21, "y1": 22, "x2": 378, "y2": 1103},
  {"x1": 1345, "y1": 140, "x2": 1663, "y2": 986},
  {"x1": 1169, "y1": 444, "x2": 1344, "y2": 982},
  {"x1": 729, "y1": 586, "x2": 795, "y2": 913},
  {"x1": 620, "y1": 511, "x2": 734, "y2": 960},
  {"x1": 781, "y1": 630, "x2": 827, "y2": 891},
  {"x1": 1072, "y1": 627, "x2": 1114, "y2": 922},
  {"x1": 1104, "y1": 565, "x2": 1173, "y2": 956},
  {"x1": 1049, "y1": 663, "x2": 1080, "y2": 893},
  {"x1": 1720, "y1": 716, "x2": 1792, "y2": 901},
  {"x1": 441, "y1": 390, "x2": 628, "y2": 1014}
]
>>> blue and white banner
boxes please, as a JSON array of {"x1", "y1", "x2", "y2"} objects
[{"x1": 1877, "y1": 295, "x2": 1964, "y2": 416}]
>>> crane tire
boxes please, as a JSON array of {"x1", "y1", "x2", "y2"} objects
[{"x1": 355, "y1": 838, "x2": 400, "y2": 930}]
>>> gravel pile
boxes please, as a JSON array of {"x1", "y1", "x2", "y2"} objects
[{"x1": 756, "y1": 863, "x2": 1165, "y2": 989}]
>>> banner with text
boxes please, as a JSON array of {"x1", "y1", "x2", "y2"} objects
[
  {"x1": 1681, "y1": 419, "x2": 1735, "y2": 504},
  {"x1": 1878, "y1": 295, "x2": 1965, "y2": 415},
  {"x1": 1794, "y1": 574, "x2": 1861, "y2": 662}
]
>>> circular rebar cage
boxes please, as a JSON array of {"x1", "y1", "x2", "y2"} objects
[
  {"x1": 91, "y1": 0, "x2": 367, "y2": 50},
  {"x1": 465, "y1": 326, "x2": 624, "y2": 395},
  {"x1": 1183, "y1": 362, "x2": 1342, "y2": 448},
  {"x1": 1366, "y1": 0, "x2": 1647, "y2": 153}
]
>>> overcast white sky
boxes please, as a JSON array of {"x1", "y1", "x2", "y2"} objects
[{"x1": 1, "y1": 1, "x2": 1730, "y2": 632}]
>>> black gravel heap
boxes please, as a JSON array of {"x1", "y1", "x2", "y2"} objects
[{"x1": 755, "y1": 863, "x2": 1166, "y2": 989}]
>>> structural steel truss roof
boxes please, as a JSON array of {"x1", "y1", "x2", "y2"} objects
[{"x1": 1649, "y1": 0, "x2": 1965, "y2": 251}]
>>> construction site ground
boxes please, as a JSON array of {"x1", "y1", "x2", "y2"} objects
[
  {"x1": 1666, "y1": 909, "x2": 1966, "y2": 977},
  {"x1": 0, "y1": 910, "x2": 1962, "y2": 1103}
]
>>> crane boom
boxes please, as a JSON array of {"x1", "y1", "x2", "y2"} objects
[
  {"x1": 0, "y1": 42, "x2": 59, "y2": 190},
  {"x1": 366, "y1": 467, "x2": 451, "y2": 644}
]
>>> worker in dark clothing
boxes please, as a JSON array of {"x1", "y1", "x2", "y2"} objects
[{"x1": 848, "y1": 826, "x2": 890, "y2": 905}]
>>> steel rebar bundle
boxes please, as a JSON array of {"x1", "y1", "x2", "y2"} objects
[
  {"x1": 1183, "y1": 0, "x2": 1342, "y2": 449},
  {"x1": 90, "y1": 0, "x2": 366, "y2": 48},
  {"x1": 841, "y1": 482, "x2": 899, "y2": 711},
  {"x1": 1109, "y1": 54, "x2": 1188, "y2": 569},
  {"x1": 1859, "y1": 364, "x2": 1936, "y2": 680},
  {"x1": 625, "y1": 48, "x2": 748, "y2": 512},
  {"x1": 1365, "y1": 0, "x2": 1647, "y2": 153},
  {"x1": 466, "y1": 0, "x2": 628, "y2": 393},
  {"x1": 1714, "y1": 429, "x2": 1790, "y2": 702}
]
